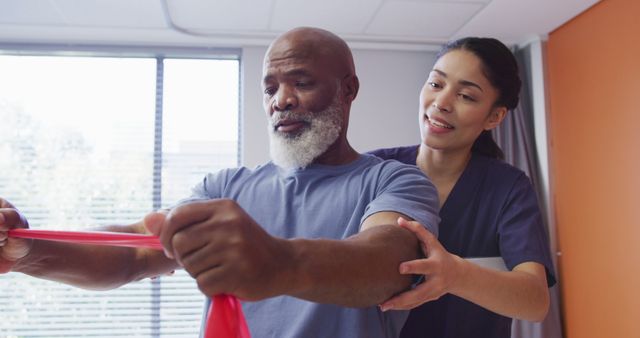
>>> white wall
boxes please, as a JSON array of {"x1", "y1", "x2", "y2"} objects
[
  {"x1": 240, "y1": 46, "x2": 437, "y2": 168},
  {"x1": 349, "y1": 49, "x2": 436, "y2": 153},
  {"x1": 239, "y1": 46, "x2": 270, "y2": 168}
]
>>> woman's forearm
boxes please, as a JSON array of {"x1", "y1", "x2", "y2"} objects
[{"x1": 450, "y1": 260, "x2": 550, "y2": 321}]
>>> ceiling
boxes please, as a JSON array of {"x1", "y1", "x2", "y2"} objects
[{"x1": 0, "y1": 0, "x2": 600, "y2": 51}]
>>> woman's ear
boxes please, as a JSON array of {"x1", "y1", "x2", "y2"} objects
[{"x1": 484, "y1": 106, "x2": 508, "y2": 130}]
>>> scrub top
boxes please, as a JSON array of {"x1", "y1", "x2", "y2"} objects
[{"x1": 370, "y1": 145, "x2": 556, "y2": 338}]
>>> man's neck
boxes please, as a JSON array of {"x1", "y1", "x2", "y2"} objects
[{"x1": 314, "y1": 139, "x2": 359, "y2": 166}]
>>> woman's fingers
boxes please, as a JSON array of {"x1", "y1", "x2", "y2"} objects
[
  {"x1": 398, "y1": 258, "x2": 433, "y2": 275},
  {"x1": 379, "y1": 279, "x2": 441, "y2": 311},
  {"x1": 385, "y1": 217, "x2": 456, "y2": 311},
  {"x1": 397, "y1": 216, "x2": 438, "y2": 255}
]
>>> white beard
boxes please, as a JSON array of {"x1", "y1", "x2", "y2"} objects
[{"x1": 268, "y1": 97, "x2": 343, "y2": 169}]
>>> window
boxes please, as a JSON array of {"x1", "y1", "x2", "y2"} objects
[{"x1": 0, "y1": 52, "x2": 239, "y2": 337}]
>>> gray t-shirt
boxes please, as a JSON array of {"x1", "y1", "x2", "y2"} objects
[{"x1": 187, "y1": 154, "x2": 439, "y2": 338}]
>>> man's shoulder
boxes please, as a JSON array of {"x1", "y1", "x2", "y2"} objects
[
  {"x1": 358, "y1": 154, "x2": 439, "y2": 237},
  {"x1": 367, "y1": 145, "x2": 419, "y2": 165},
  {"x1": 357, "y1": 153, "x2": 424, "y2": 176},
  {"x1": 355, "y1": 154, "x2": 432, "y2": 193},
  {"x1": 364, "y1": 152, "x2": 422, "y2": 171},
  {"x1": 200, "y1": 162, "x2": 279, "y2": 189},
  {"x1": 214, "y1": 162, "x2": 278, "y2": 177}
]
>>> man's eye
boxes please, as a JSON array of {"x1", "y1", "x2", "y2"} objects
[{"x1": 264, "y1": 87, "x2": 276, "y2": 96}]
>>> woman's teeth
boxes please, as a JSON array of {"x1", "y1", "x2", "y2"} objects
[{"x1": 428, "y1": 117, "x2": 453, "y2": 129}]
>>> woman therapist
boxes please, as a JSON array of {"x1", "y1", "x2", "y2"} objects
[{"x1": 371, "y1": 37, "x2": 556, "y2": 338}]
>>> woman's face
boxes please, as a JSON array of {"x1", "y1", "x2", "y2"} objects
[{"x1": 419, "y1": 49, "x2": 505, "y2": 154}]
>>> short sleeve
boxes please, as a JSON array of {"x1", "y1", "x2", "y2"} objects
[
  {"x1": 497, "y1": 174, "x2": 556, "y2": 286},
  {"x1": 170, "y1": 168, "x2": 238, "y2": 207},
  {"x1": 362, "y1": 161, "x2": 440, "y2": 237}
]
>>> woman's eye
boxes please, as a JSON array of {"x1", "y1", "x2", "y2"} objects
[
  {"x1": 460, "y1": 93, "x2": 476, "y2": 102},
  {"x1": 428, "y1": 81, "x2": 441, "y2": 89}
]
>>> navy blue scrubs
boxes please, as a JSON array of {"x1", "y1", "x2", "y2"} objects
[{"x1": 370, "y1": 145, "x2": 556, "y2": 338}]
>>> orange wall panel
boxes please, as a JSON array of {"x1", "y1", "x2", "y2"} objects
[{"x1": 547, "y1": 0, "x2": 640, "y2": 337}]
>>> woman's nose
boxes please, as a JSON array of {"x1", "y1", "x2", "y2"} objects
[
  {"x1": 432, "y1": 92, "x2": 453, "y2": 113},
  {"x1": 432, "y1": 102, "x2": 450, "y2": 113}
]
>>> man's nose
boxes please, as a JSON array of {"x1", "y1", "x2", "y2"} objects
[{"x1": 272, "y1": 86, "x2": 298, "y2": 111}]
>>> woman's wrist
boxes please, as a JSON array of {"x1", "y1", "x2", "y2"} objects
[{"x1": 448, "y1": 253, "x2": 470, "y2": 295}]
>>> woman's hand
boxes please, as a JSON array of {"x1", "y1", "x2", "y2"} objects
[
  {"x1": 0, "y1": 198, "x2": 32, "y2": 273},
  {"x1": 379, "y1": 217, "x2": 465, "y2": 311}
]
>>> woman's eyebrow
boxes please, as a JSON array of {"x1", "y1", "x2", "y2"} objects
[{"x1": 432, "y1": 68, "x2": 484, "y2": 92}]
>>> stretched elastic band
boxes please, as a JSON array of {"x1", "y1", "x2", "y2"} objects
[
  {"x1": 7, "y1": 228, "x2": 251, "y2": 338},
  {"x1": 8, "y1": 228, "x2": 163, "y2": 250}
]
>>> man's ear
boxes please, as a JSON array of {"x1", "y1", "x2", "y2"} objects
[
  {"x1": 341, "y1": 74, "x2": 359, "y2": 103},
  {"x1": 484, "y1": 106, "x2": 508, "y2": 131}
]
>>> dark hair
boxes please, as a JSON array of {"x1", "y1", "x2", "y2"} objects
[{"x1": 436, "y1": 37, "x2": 522, "y2": 160}]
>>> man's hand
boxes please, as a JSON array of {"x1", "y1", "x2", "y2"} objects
[
  {"x1": 0, "y1": 198, "x2": 33, "y2": 273},
  {"x1": 144, "y1": 199, "x2": 294, "y2": 301}
]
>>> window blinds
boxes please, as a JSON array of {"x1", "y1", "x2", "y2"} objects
[{"x1": 0, "y1": 54, "x2": 239, "y2": 337}]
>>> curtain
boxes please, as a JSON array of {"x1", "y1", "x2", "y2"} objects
[{"x1": 492, "y1": 46, "x2": 564, "y2": 338}]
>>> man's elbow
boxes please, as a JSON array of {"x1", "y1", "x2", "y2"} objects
[
  {"x1": 346, "y1": 223, "x2": 423, "y2": 307},
  {"x1": 376, "y1": 228, "x2": 422, "y2": 303}
]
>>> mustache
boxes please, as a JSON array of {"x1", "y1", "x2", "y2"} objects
[{"x1": 270, "y1": 111, "x2": 313, "y2": 127}]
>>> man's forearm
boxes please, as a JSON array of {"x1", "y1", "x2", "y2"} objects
[
  {"x1": 12, "y1": 221, "x2": 177, "y2": 290},
  {"x1": 12, "y1": 239, "x2": 175, "y2": 290},
  {"x1": 284, "y1": 224, "x2": 420, "y2": 307}
]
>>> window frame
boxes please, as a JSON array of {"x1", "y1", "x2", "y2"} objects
[{"x1": 0, "y1": 43, "x2": 243, "y2": 337}]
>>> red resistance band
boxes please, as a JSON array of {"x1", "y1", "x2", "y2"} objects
[{"x1": 8, "y1": 228, "x2": 251, "y2": 338}]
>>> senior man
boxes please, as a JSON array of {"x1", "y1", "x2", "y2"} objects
[{"x1": 0, "y1": 27, "x2": 439, "y2": 338}]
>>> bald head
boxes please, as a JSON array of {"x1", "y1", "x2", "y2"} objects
[
  {"x1": 265, "y1": 27, "x2": 356, "y2": 78},
  {"x1": 261, "y1": 27, "x2": 361, "y2": 166}
]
